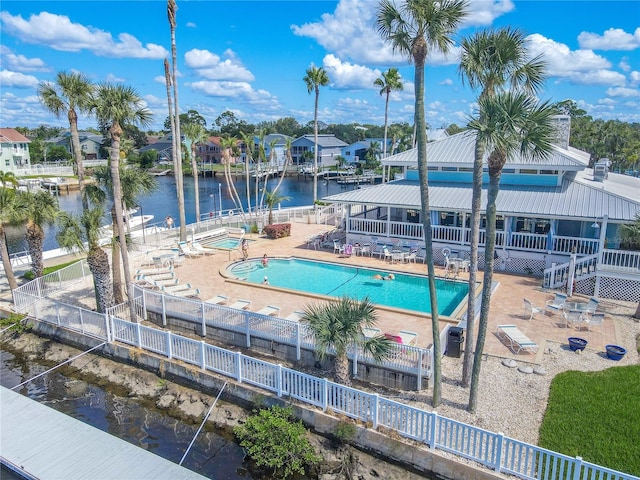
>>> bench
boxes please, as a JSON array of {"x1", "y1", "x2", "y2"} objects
[{"x1": 497, "y1": 324, "x2": 538, "y2": 354}]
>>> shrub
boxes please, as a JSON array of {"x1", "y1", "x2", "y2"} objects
[
  {"x1": 233, "y1": 405, "x2": 320, "y2": 478},
  {"x1": 263, "y1": 223, "x2": 291, "y2": 239},
  {"x1": 333, "y1": 421, "x2": 356, "y2": 445},
  {"x1": 0, "y1": 313, "x2": 29, "y2": 334}
]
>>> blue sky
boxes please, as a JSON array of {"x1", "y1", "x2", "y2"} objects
[{"x1": 1, "y1": 0, "x2": 638, "y2": 132}]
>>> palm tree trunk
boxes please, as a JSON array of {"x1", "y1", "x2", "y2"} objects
[
  {"x1": 87, "y1": 247, "x2": 114, "y2": 313},
  {"x1": 111, "y1": 207, "x2": 123, "y2": 304},
  {"x1": 335, "y1": 353, "x2": 351, "y2": 386},
  {"x1": 69, "y1": 109, "x2": 88, "y2": 211},
  {"x1": 245, "y1": 156, "x2": 252, "y2": 220},
  {"x1": 191, "y1": 146, "x2": 201, "y2": 223},
  {"x1": 313, "y1": 90, "x2": 319, "y2": 205},
  {"x1": 468, "y1": 168, "x2": 501, "y2": 412},
  {"x1": 462, "y1": 140, "x2": 484, "y2": 387},
  {"x1": 0, "y1": 227, "x2": 18, "y2": 293},
  {"x1": 26, "y1": 223, "x2": 45, "y2": 278},
  {"x1": 170, "y1": 24, "x2": 186, "y2": 242},
  {"x1": 383, "y1": 91, "x2": 390, "y2": 159},
  {"x1": 164, "y1": 59, "x2": 182, "y2": 236}
]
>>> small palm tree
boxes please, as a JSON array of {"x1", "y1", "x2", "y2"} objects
[
  {"x1": 93, "y1": 83, "x2": 152, "y2": 315},
  {"x1": 182, "y1": 122, "x2": 209, "y2": 223},
  {"x1": 14, "y1": 190, "x2": 60, "y2": 278},
  {"x1": 264, "y1": 190, "x2": 291, "y2": 225},
  {"x1": 38, "y1": 71, "x2": 95, "y2": 210},
  {"x1": 57, "y1": 207, "x2": 114, "y2": 313},
  {"x1": 302, "y1": 296, "x2": 393, "y2": 386},
  {"x1": 374, "y1": 67, "x2": 403, "y2": 160},
  {"x1": 303, "y1": 64, "x2": 330, "y2": 205}
]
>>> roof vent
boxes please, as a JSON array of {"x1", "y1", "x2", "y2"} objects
[{"x1": 593, "y1": 158, "x2": 610, "y2": 182}]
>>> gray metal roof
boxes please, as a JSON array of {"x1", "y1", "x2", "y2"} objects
[
  {"x1": 383, "y1": 131, "x2": 590, "y2": 169},
  {"x1": 1, "y1": 386, "x2": 208, "y2": 480},
  {"x1": 322, "y1": 171, "x2": 640, "y2": 222},
  {"x1": 294, "y1": 134, "x2": 349, "y2": 148}
]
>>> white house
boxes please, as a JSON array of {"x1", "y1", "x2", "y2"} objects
[
  {"x1": 0, "y1": 128, "x2": 31, "y2": 173},
  {"x1": 291, "y1": 134, "x2": 348, "y2": 168}
]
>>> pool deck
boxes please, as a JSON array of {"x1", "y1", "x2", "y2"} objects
[{"x1": 150, "y1": 223, "x2": 631, "y2": 364}]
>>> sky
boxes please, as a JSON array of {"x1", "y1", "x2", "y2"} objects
[{"x1": 1, "y1": 0, "x2": 639, "y2": 133}]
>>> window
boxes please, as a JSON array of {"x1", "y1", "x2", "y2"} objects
[
  {"x1": 442, "y1": 167, "x2": 457, "y2": 172},
  {"x1": 459, "y1": 167, "x2": 473, "y2": 172},
  {"x1": 520, "y1": 169, "x2": 537, "y2": 174},
  {"x1": 428, "y1": 166, "x2": 438, "y2": 171},
  {"x1": 540, "y1": 170, "x2": 558, "y2": 175},
  {"x1": 502, "y1": 168, "x2": 515, "y2": 174}
]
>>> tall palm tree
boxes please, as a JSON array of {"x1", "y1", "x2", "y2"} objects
[
  {"x1": 272, "y1": 138, "x2": 293, "y2": 196},
  {"x1": 467, "y1": 92, "x2": 556, "y2": 412},
  {"x1": 241, "y1": 132, "x2": 255, "y2": 221},
  {"x1": 182, "y1": 122, "x2": 209, "y2": 224},
  {"x1": 377, "y1": 0, "x2": 469, "y2": 407},
  {"x1": 458, "y1": 27, "x2": 546, "y2": 388},
  {"x1": 303, "y1": 65, "x2": 330, "y2": 205},
  {"x1": 37, "y1": 71, "x2": 95, "y2": 210},
  {"x1": 13, "y1": 190, "x2": 60, "y2": 278},
  {"x1": 0, "y1": 186, "x2": 20, "y2": 294},
  {"x1": 93, "y1": 83, "x2": 152, "y2": 316},
  {"x1": 220, "y1": 136, "x2": 244, "y2": 215},
  {"x1": 57, "y1": 206, "x2": 114, "y2": 313},
  {"x1": 374, "y1": 67, "x2": 404, "y2": 163},
  {"x1": 302, "y1": 296, "x2": 393, "y2": 386},
  {"x1": 264, "y1": 190, "x2": 291, "y2": 225},
  {"x1": 260, "y1": 138, "x2": 279, "y2": 210},
  {"x1": 167, "y1": 0, "x2": 186, "y2": 241}
]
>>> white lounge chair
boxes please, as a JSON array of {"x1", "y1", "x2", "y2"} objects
[
  {"x1": 497, "y1": 324, "x2": 538, "y2": 354},
  {"x1": 523, "y1": 298, "x2": 544, "y2": 320},
  {"x1": 583, "y1": 311, "x2": 604, "y2": 333},
  {"x1": 285, "y1": 311, "x2": 305, "y2": 322},
  {"x1": 362, "y1": 327, "x2": 382, "y2": 338},
  {"x1": 229, "y1": 299, "x2": 251, "y2": 311},
  {"x1": 192, "y1": 242, "x2": 216, "y2": 255},
  {"x1": 162, "y1": 283, "x2": 192, "y2": 294},
  {"x1": 256, "y1": 305, "x2": 281, "y2": 317},
  {"x1": 205, "y1": 295, "x2": 229, "y2": 306},
  {"x1": 178, "y1": 241, "x2": 204, "y2": 257},
  {"x1": 545, "y1": 293, "x2": 567, "y2": 315},
  {"x1": 172, "y1": 288, "x2": 201, "y2": 298}
]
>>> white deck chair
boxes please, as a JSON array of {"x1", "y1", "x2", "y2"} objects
[
  {"x1": 192, "y1": 242, "x2": 216, "y2": 255},
  {"x1": 523, "y1": 298, "x2": 543, "y2": 320},
  {"x1": 362, "y1": 327, "x2": 382, "y2": 338},
  {"x1": 583, "y1": 312, "x2": 604, "y2": 333},
  {"x1": 178, "y1": 241, "x2": 204, "y2": 257},
  {"x1": 205, "y1": 295, "x2": 229, "y2": 306},
  {"x1": 285, "y1": 311, "x2": 305, "y2": 321},
  {"x1": 545, "y1": 293, "x2": 567, "y2": 315},
  {"x1": 398, "y1": 330, "x2": 418, "y2": 345},
  {"x1": 229, "y1": 299, "x2": 251, "y2": 311},
  {"x1": 497, "y1": 325, "x2": 538, "y2": 354},
  {"x1": 256, "y1": 305, "x2": 281, "y2": 317}
]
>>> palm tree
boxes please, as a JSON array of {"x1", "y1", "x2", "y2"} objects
[
  {"x1": 458, "y1": 27, "x2": 546, "y2": 388},
  {"x1": 377, "y1": 0, "x2": 469, "y2": 407},
  {"x1": 467, "y1": 92, "x2": 556, "y2": 412},
  {"x1": 220, "y1": 136, "x2": 244, "y2": 215},
  {"x1": 302, "y1": 296, "x2": 393, "y2": 386},
  {"x1": 13, "y1": 190, "x2": 60, "y2": 278},
  {"x1": 272, "y1": 138, "x2": 293, "y2": 196},
  {"x1": 303, "y1": 64, "x2": 330, "y2": 205},
  {"x1": 57, "y1": 207, "x2": 114, "y2": 313},
  {"x1": 182, "y1": 122, "x2": 209, "y2": 224},
  {"x1": 374, "y1": 67, "x2": 404, "y2": 163},
  {"x1": 264, "y1": 190, "x2": 291, "y2": 225},
  {"x1": 167, "y1": 0, "x2": 186, "y2": 242},
  {"x1": 0, "y1": 186, "x2": 20, "y2": 294},
  {"x1": 0, "y1": 170, "x2": 18, "y2": 188},
  {"x1": 620, "y1": 214, "x2": 640, "y2": 318},
  {"x1": 241, "y1": 132, "x2": 255, "y2": 221},
  {"x1": 93, "y1": 83, "x2": 152, "y2": 316},
  {"x1": 37, "y1": 71, "x2": 95, "y2": 210}
]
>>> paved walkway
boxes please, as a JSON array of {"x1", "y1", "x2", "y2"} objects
[{"x1": 2, "y1": 222, "x2": 632, "y2": 364}]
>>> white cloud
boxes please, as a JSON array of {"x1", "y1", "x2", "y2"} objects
[
  {"x1": 184, "y1": 49, "x2": 254, "y2": 82},
  {"x1": 630, "y1": 71, "x2": 640, "y2": 85},
  {"x1": 605, "y1": 87, "x2": 640, "y2": 98},
  {"x1": 0, "y1": 45, "x2": 48, "y2": 72},
  {"x1": 439, "y1": 78, "x2": 453, "y2": 86},
  {"x1": 105, "y1": 73, "x2": 125, "y2": 83},
  {"x1": 322, "y1": 54, "x2": 380, "y2": 89},
  {"x1": 578, "y1": 27, "x2": 640, "y2": 51},
  {"x1": 0, "y1": 69, "x2": 39, "y2": 88},
  {"x1": 0, "y1": 11, "x2": 168, "y2": 59},
  {"x1": 186, "y1": 22, "x2": 197, "y2": 28}
]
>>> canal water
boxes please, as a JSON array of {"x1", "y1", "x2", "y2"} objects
[
  {"x1": 5, "y1": 173, "x2": 358, "y2": 254},
  {"x1": 0, "y1": 347, "x2": 251, "y2": 479}
]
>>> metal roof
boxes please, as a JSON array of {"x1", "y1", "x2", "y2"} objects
[
  {"x1": 1, "y1": 386, "x2": 208, "y2": 480},
  {"x1": 382, "y1": 131, "x2": 590, "y2": 169},
  {"x1": 322, "y1": 172, "x2": 640, "y2": 222}
]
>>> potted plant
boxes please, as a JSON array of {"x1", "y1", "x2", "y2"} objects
[
  {"x1": 605, "y1": 344, "x2": 626, "y2": 361},
  {"x1": 568, "y1": 337, "x2": 588, "y2": 351}
]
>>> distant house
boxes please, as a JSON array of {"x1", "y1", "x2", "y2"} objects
[
  {"x1": 253, "y1": 134, "x2": 293, "y2": 168},
  {"x1": 291, "y1": 134, "x2": 348, "y2": 168},
  {"x1": 47, "y1": 130, "x2": 104, "y2": 160},
  {"x1": 0, "y1": 128, "x2": 31, "y2": 173},
  {"x1": 196, "y1": 136, "x2": 223, "y2": 165},
  {"x1": 341, "y1": 138, "x2": 389, "y2": 165},
  {"x1": 139, "y1": 135, "x2": 176, "y2": 164}
]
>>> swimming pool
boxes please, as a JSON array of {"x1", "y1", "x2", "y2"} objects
[
  {"x1": 202, "y1": 237, "x2": 251, "y2": 250},
  {"x1": 227, "y1": 257, "x2": 468, "y2": 316}
]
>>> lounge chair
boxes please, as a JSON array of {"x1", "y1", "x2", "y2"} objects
[
  {"x1": 583, "y1": 311, "x2": 604, "y2": 333},
  {"x1": 172, "y1": 288, "x2": 201, "y2": 298},
  {"x1": 285, "y1": 311, "x2": 305, "y2": 321},
  {"x1": 585, "y1": 297, "x2": 600, "y2": 313},
  {"x1": 398, "y1": 330, "x2": 418, "y2": 345},
  {"x1": 523, "y1": 298, "x2": 544, "y2": 320},
  {"x1": 229, "y1": 299, "x2": 251, "y2": 311},
  {"x1": 178, "y1": 241, "x2": 204, "y2": 257},
  {"x1": 162, "y1": 283, "x2": 192, "y2": 294},
  {"x1": 153, "y1": 278, "x2": 179, "y2": 288},
  {"x1": 362, "y1": 327, "x2": 382, "y2": 338},
  {"x1": 192, "y1": 242, "x2": 216, "y2": 255},
  {"x1": 497, "y1": 324, "x2": 538, "y2": 354},
  {"x1": 545, "y1": 293, "x2": 567, "y2": 315},
  {"x1": 256, "y1": 305, "x2": 281, "y2": 317},
  {"x1": 205, "y1": 295, "x2": 229, "y2": 306}
]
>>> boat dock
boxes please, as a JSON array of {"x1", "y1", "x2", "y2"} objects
[{"x1": 0, "y1": 386, "x2": 208, "y2": 480}]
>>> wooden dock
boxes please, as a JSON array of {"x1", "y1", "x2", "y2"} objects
[{"x1": 0, "y1": 386, "x2": 208, "y2": 480}]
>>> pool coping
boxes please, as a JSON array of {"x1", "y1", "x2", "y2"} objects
[{"x1": 219, "y1": 255, "x2": 475, "y2": 324}]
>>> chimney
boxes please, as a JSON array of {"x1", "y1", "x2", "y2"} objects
[{"x1": 550, "y1": 115, "x2": 571, "y2": 149}]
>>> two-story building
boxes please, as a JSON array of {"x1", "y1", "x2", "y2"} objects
[
  {"x1": 0, "y1": 128, "x2": 31, "y2": 173},
  {"x1": 47, "y1": 130, "x2": 104, "y2": 160},
  {"x1": 291, "y1": 134, "x2": 348, "y2": 169}
]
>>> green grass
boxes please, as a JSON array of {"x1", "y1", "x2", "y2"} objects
[
  {"x1": 22, "y1": 259, "x2": 84, "y2": 281},
  {"x1": 539, "y1": 365, "x2": 640, "y2": 476}
]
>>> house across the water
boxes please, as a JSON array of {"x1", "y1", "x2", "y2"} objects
[{"x1": 323, "y1": 117, "x2": 640, "y2": 303}]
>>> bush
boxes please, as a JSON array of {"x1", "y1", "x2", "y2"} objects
[
  {"x1": 233, "y1": 405, "x2": 320, "y2": 479},
  {"x1": 263, "y1": 223, "x2": 291, "y2": 239},
  {"x1": 333, "y1": 421, "x2": 356, "y2": 445},
  {"x1": 0, "y1": 313, "x2": 29, "y2": 334}
]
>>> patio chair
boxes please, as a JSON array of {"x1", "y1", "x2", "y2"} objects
[
  {"x1": 205, "y1": 295, "x2": 229, "y2": 306},
  {"x1": 562, "y1": 308, "x2": 585, "y2": 329},
  {"x1": 583, "y1": 311, "x2": 604, "y2": 333},
  {"x1": 333, "y1": 240, "x2": 344, "y2": 255},
  {"x1": 381, "y1": 247, "x2": 393, "y2": 262},
  {"x1": 229, "y1": 299, "x2": 252, "y2": 311},
  {"x1": 362, "y1": 327, "x2": 382, "y2": 338},
  {"x1": 585, "y1": 297, "x2": 600, "y2": 313},
  {"x1": 545, "y1": 293, "x2": 567, "y2": 315},
  {"x1": 285, "y1": 311, "x2": 305, "y2": 322},
  {"x1": 178, "y1": 241, "x2": 204, "y2": 258},
  {"x1": 523, "y1": 298, "x2": 543, "y2": 320},
  {"x1": 497, "y1": 324, "x2": 538, "y2": 354},
  {"x1": 398, "y1": 330, "x2": 418, "y2": 346},
  {"x1": 256, "y1": 305, "x2": 281, "y2": 317},
  {"x1": 192, "y1": 242, "x2": 216, "y2": 255}
]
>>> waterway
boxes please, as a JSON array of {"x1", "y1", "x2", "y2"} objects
[
  {"x1": 6, "y1": 173, "x2": 359, "y2": 255},
  {"x1": 0, "y1": 346, "x2": 250, "y2": 479}
]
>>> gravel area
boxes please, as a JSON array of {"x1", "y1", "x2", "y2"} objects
[{"x1": 405, "y1": 302, "x2": 640, "y2": 445}]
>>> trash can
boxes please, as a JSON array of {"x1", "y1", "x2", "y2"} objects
[{"x1": 447, "y1": 327, "x2": 464, "y2": 358}]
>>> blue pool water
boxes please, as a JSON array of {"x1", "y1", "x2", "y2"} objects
[
  {"x1": 228, "y1": 258, "x2": 468, "y2": 316},
  {"x1": 202, "y1": 237, "x2": 250, "y2": 250}
]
